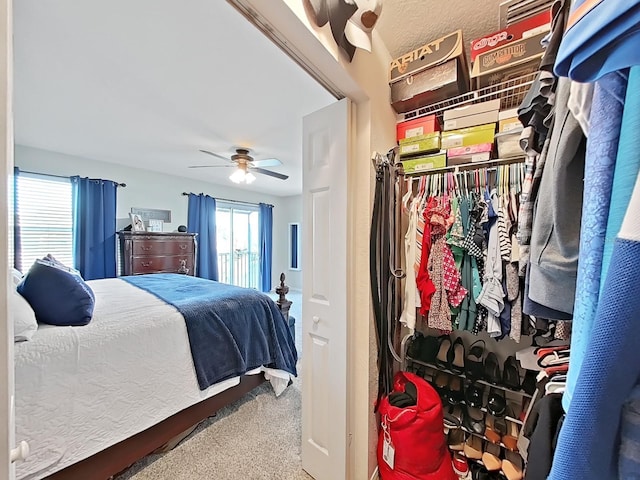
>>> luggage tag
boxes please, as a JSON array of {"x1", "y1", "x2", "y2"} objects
[{"x1": 382, "y1": 415, "x2": 395, "y2": 469}]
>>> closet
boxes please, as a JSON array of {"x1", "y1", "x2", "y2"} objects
[{"x1": 371, "y1": 1, "x2": 637, "y2": 479}]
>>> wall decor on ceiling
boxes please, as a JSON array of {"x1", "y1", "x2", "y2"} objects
[{"x1": 304, "y1": 0, "x2": 382, "y2": 61}]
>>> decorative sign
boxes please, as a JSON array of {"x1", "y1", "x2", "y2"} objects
[{"x1": 130, "y1": 208, "x2": 172, "y2": 223}]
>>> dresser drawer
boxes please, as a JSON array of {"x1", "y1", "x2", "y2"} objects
[
  {"x1": 131, "y1": 255, "x2": 195, "y2": 275},
  {"x1": 131, "y1": 239, "x2": 194, "y2": 256}
]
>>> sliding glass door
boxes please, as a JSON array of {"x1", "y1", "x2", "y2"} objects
[{"x1": 216, "y1": 202, "x2": 259, "y2": 288}]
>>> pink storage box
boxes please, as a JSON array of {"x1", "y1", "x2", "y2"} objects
[{"x1": 447, "y1": 142, "x2": 494, "y2": 158}]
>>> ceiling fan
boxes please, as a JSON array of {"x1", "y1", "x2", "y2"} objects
[{"x1": 189, "y1": 148, "x2": 289, "y2": 183}]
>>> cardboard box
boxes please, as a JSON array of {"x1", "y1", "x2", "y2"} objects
[
  {"x1": 399, "y1": 132, "x2": 441, "y2": 157},
  {"x1": 471, "y1": 31, "x2": 547, "y2": 89},
  {"x1": 401, "y1": 153, "x2": 447, "y2": 174},
  {"x1": 389, "y1": 30, "x2": 470, "y2": 114},
  {"x1": 496, "y1": 129, "x2": 524, "y2": 157},
  {"x1": 397, "y1": 115, "x2": 440, "y2": 140},
  {"x1": 443, "y1": 99, "x2": 500, "y2": 130},
  {"x1": 447, "y1": 151, "x2": 492, "y2": 165},
  {"x1": 471, "y1": 10, "x2": 551, "y2": 62},
  {"x1": 447, "y1": 143, "x2": 494, "y2": 158},
  {"x1": 441, "y1": 123, "x2": 496, "y2": 149},
  {"x1": 499, "y1": 0, "x2": 553, "y2": 28}
]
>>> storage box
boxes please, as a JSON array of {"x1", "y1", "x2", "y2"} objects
[
  {"x1": 401, "y1": 153, "x2": 447, "y2": 174},
  {"x1": 499, "y1": 108, "x2": 523, "y2": 132},
  {"x1": 443, "y1": 99, "x2": 500, "y2": 130},
  {"x1": 447, "y1": 143, "x2": 494, "y2": 158},
  {"x1": 390, "y1": 30, "x2": 470, "y2": 114},
  {"x1": 399, "y1": 132, "x2": 441, "y2": 157},
  {"x1": 471, "y1": 31, "x2": 547, "y2": 89},
  {"x1": 470, "y1": 10, "x2": 550, "y2": 62},
  {"x1": 441, "y1": 123, "x2": 496, "y2": 149},
  {"x1": 447, "y1": 151, "x2": 492, "y2": 165},
  {"x1": 397, "y1": 115, "x2": 440, "y2": 140},
  {"x1": 496, "y1": 129, "x2": 524, "y2": 158},
  {"x1": 499, "y1": 0, "x2": 553, "y2": 28}
]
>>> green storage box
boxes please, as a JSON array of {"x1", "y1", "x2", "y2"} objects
[
  {"x1": 401, "y1": 153, "x2": 447, "y2": 175},
  {"x1": 441, "y1": 123, "x2": 496, "y2": 149},
  {"x1": 399, "y1": 132, "x2": 441, "y2": 157}
]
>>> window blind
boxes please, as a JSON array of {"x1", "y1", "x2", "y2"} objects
[{"x1": 16, "y1": 174, "x2": 73, "y2": 271}]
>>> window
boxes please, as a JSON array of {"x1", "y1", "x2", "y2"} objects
[
  {"x1": 288, "y1": 223, "x2": 300, "y2": 271},
  {"x1": 216, "y1": 202, "x2": 260, "y2": 288},
  {"x1": 15, "y1": 173, "x2": 73, "y2": 271}
]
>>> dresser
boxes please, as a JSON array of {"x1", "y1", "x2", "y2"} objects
[{"x1": 118, "y1": 231, "x2": 198, "y2": 276}]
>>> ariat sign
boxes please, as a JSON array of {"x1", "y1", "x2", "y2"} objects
[{"x1": 389, "y1": 30, "x2": 464, "y2": 82}]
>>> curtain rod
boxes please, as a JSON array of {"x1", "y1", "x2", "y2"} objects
[
  {"x1": 18, "y1": 169, "x2": 126, "y2": 187},
  {"x1": 181, "y1": 192, "x2": 273, "y2": 208}
]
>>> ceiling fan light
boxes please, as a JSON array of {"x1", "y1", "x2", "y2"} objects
[
  {"x1": 229, "y1": 169, "x2": 245, "y2": 183},
  {"x1": 245, "y1": 172, "x2": 256, "y2": 184}
]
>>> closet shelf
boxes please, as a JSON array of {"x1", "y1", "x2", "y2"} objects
[
  {"x1": 406, "y1": 355, "x2": 533, "y2": 399},
  {"x1": 398, "y1": 71, "x2": 538, "y2": 124},
  {"x1": 399, "y1": 156, "x2": 526, "y2": 175}
]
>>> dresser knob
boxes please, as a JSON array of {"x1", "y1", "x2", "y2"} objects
[
  {"x1": 141, "y1": 245, "x2": 152, "y2": 251},
  {"x1": 179, "y1": 244, "x2": 187, "y2": 250},
  {"x1": 141, "y1": 261, "x2": 152, "y2": 267}
]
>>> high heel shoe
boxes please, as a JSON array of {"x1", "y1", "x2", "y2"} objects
[
  {"x1": 502, "y1": 418, "x2": 520, "y2": 452},
  {"x1": 448, "y1": 337, "x2": 466, "y2": 374},
  {"x1": 446, "y1": 375, "x2": 464, "y2": 405},
  {"x1": 484, "y1": 352, "x2": 502, "y2": 385},
  {"x1": 482, "y1": 442, "x2": 502, "y2": 472},
  {"x1": 463, "y1": 405, "x2": 486, "y2": 435},
  {"x1": 466, "y1": 339, "x2": 486, "y2": 380},
  {"x1": 502, "y1": 450, "x2": 524, "y2": 480},
  {"x1": 463, "y1": 435, "x2": 483, "y2": 460},
  {"x1": 485, "y1": 415, "x2": 507, "y2": 445},
  {"x1": 487, "y1": 388, "x2": 506, "y2": 417},
  {"x1": 464, "y1": 381, "x2": 485, "y2": 409},
  {"x1": 502, "y1": 356, "x2": 521, "y2": 390},
  {"x1": 435, "y1": 335, "x2": 452, "y2": 370}
]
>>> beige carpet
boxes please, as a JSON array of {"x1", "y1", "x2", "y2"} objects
[{"x1": 117, "y1": 373, "x2": 312, "y2": 480}]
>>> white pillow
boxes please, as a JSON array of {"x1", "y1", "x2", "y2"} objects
[
  {"x1": 11, "y1": 268, "x2": 23, "y2": 287},
  {"x1": 13, "y1": 289, "x2": 37, "y2": 342}
]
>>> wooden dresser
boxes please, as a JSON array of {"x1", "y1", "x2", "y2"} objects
[{"x1": 118, "y1": 232, "x2": 198, "y2": 276}]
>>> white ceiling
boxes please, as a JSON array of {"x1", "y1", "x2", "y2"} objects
[
  {"x1": 13, "y1": 0, "x2": 336, "y2": 197},
  {"x1": 376, "y1": 0, "x2": 504, "y2": 59}
]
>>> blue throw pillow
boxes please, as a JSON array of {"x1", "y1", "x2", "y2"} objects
[{"x1": 17, "y1": 259, "x2": 95, "y2": 326}]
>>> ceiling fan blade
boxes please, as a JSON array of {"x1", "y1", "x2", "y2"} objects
[
  {"x1": 251, "y1": 167, "x2": 289, "y2": 180},
  {"x1": 199, "y1": 149, "x2": 233, "y2": 162},
  {"x1": 251, "y1": 158, "x2": 282, "y2": 168},
  {"x1": 188, "y1": 165, "x2": 236, "y2": 169}
]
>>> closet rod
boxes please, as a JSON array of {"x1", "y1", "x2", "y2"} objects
[
  {"x1": 181, "y1": 192, "x2": 273, "y2": 208},
  {"x1": 401, "y1": 156, "x2": 525, "y2": 177},
  {"x1": 18, "y1": 169, "x2": 126, "y2": 187}
]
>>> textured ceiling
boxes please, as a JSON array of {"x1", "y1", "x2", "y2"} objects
[
  {"x1": 376, "y1": 0, "x2": 504, "y2": 60},
  {"x1": 13, "y1": 0, "x2": 336, "y2": 197}
]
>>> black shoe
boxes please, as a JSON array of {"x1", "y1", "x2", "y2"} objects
[
  {"x1": 446, "y1": 375, "x2": 464, "y2": 405},
  {"x1": 419, "y1": 335, "x2": 440, "y2": 363},
  {"x1": 463, "y1": 405, "x2": 486, "y2": 435},
  {"x1": 448, "y1": 337, "x2": 466, "y2": 374},
  {"x1": 522, "y1": 369, "x2": 537, "y2": 395},
  {"x1": 466, "y1": 339, "x2": 486, "y2": 380},
  {"x1": 486, "y1": 388, "x2": 506, "y2": 417},
  {"x1": 435, "y1": 335, "x2": 452, "y2": 370},
  {"x1": 464, "y1": 381, "x2": 485, "y2": 408},
  {"x1": 502, "y1": 355, "x2": 521, "y2": 390},
  {"x1": 484, "y1": 352, "x2": 502, "y2": 385}
]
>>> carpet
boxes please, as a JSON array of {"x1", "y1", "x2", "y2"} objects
[{"x1": 117, "y1": 372, "x2": 312, "y2": 480}]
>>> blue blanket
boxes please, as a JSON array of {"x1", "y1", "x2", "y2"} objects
[{"x1": 122, "y1": 274, "x2": 297, "y2": 390}]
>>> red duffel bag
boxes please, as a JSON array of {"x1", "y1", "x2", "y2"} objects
[{"x1": 377, "y1": 371, "x2": 457, "y2": 480}]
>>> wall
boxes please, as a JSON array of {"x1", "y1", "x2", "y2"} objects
[
  {"x1": 275, "y1": 194, "x2": 302, "y2": 290},
  {"x1": 15, "y1": 144, "x2": 297, "y2": 291}
]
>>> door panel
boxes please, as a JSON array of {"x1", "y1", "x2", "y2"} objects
[{"x1": 302, "y1": 98, "x2": 350, "y2": 480}]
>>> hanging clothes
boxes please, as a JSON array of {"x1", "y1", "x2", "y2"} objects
[{"x1": 400, "y1": 191, "x2": 420, "y2": 333}]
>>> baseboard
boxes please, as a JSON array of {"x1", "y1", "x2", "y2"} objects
[{"x1": 369, "y1": 466, "x2": 379, "y2": 480}]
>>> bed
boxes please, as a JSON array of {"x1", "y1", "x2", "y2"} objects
[{"x1": 13, "y1": 273, "x2": 298, "y2": 480}]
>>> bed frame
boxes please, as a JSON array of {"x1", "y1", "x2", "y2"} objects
[{"x1": 45, "y1": 273, "x2": 293, "y2": 480}]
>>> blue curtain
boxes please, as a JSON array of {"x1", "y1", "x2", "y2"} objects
[
  {"x1": 259, "y1": 203, "x2": 273, "y2": 292},
  {"x1": 13, "y1": 167, "x2": 22, "y2": 272},
  {"x1": 71, "y1": 176, "x2": 118, "y2": 280},
  {"x1": 187, "y1": 194, "x2": 218, "y2": 280}
]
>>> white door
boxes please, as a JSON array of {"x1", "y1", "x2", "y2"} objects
[
  {"x1": 302, "y1": 98, "x2": 350, "y2": 480},
  {"x1": 0, "y1": 0, "x2": 16, "y2": 478}
]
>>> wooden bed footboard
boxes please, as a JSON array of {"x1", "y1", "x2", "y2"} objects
[{"x1": 44, "y1": 273, "x2": 293, "y2": 480}]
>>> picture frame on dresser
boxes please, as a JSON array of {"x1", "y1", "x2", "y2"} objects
[{"x1": 129, "y1": 212, "x2": 146, "y2": 232}]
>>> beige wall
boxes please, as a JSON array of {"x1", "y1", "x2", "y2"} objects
[
  {"x1": 15, "y1": 144, "x2": 298, "y2": 291},
  {"x1": 276, "y1": 194, "x2": 302, "y2": 290}
]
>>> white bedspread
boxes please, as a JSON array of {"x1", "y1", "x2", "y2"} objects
[{"x1": 14, "y1": 278, "x2": 292, "y2": 480}]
